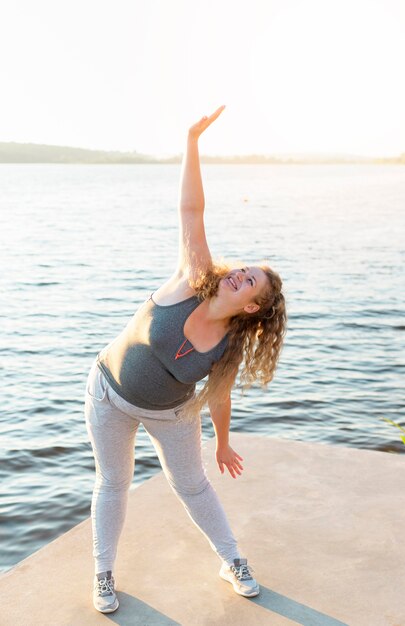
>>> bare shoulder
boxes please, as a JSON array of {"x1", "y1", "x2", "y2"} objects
[{"x1": 152, "y1": 270, "x2": 197, "y2": 306}]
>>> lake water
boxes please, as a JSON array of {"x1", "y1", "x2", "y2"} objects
[{"x1": 0, "y1": 163, "x2": 404, "y2": 574}]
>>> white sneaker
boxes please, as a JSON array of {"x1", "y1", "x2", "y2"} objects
[
  {"x1": 219, "y1": 558, "x2": 260, "y2": 597},
  {"x1": 93, "y1": 570, "x2": 119, "y2": 613}
]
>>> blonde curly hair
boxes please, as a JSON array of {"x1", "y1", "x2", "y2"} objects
[{"x1": 177, "y1": 258, "x2": 287, "y2": 422}]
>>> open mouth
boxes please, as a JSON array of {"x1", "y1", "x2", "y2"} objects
[{"x1": 227, "y1": 276, "x2": 238, "y2": 291}]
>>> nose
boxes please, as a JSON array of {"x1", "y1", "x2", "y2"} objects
[{"x1": 234, "y1": 270, "x2": 244, "y2": 284}]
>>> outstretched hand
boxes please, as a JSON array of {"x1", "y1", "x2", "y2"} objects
[
  {"x1": 188, "y1": 105, "x2": 226, "y2": 140},
  {"x1": 215, "y1": 444, "x2": 244, "y2": 479}
]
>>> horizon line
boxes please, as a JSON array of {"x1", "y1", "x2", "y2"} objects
[{"x1": 0, "y1": 140, "x2": 404, "y2": 161}]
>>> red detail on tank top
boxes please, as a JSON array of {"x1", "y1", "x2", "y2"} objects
[{"x1": 175, "y1": 338, "x2": 195, "y2": 360}]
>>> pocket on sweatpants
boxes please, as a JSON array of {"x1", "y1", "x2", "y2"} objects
[{"x1": 86, "y1": 361, "x2": 109, "y2": 402}]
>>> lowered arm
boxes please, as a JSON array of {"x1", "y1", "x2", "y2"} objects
[
  {"x1": 208, "y1": 395, "x2": 232, "y2": 448},
  {"x1": 209, "y1": 394, "x2": 244, "y2": 479}
]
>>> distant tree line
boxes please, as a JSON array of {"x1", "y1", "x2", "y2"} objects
[
  {"x1": 0, "y1": 142, "x2": 156, "y2": 164},
  {"x1": 0, "y1": 142, "x2": 404, "y2": 164}
]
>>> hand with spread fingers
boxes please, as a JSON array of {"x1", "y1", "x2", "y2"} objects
[
  {"x1": 188, "y1": 104, "x2": 226, "y2": 140},
  {"x1": 215, "y1": 444, "x2": 244, "y2": 478}
]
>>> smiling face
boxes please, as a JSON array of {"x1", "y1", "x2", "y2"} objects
[{"x1": 218, "y1": 265, "x2": 270, "y2": 315}]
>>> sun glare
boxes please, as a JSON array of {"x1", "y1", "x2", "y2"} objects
[{"x1": 249, "y1": 0, "x2": 405, "y2": 155}]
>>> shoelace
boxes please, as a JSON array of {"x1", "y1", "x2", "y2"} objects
[
  {"x1": 95, "y1": 576, "x2": 115, "y2": 596},
  {"x1": 231, "y1": 564, "x2": 255, "y2": 581}
]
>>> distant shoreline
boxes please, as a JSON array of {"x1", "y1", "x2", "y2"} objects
[{"x1": 0, "y1": 141, "x2": 404, "y2": 165}]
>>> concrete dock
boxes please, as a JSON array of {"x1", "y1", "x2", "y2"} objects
[{"x1": 1, "y1": 434, "x2": 404, "y2": 626}]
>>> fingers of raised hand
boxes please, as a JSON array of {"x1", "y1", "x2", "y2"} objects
[
  {"x1": 204, "y1": 104, "x2": 226, "y2": 126},
  {"x1": 190, "y1": 105, "x2": 225, "y2": 136}
]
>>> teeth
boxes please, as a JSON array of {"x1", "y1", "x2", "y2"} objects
[{"x1": 229, "y1": 277, "x2": 237, "y2": 290}]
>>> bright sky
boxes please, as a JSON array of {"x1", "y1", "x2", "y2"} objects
[{"x1": 0, "y1": 0, "x2": 404, "y2": 157}]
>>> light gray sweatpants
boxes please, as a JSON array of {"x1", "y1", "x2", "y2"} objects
[{"x1": 84, "y1": 359, "x2": 241, "y2": 574}]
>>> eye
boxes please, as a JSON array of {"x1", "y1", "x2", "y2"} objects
[{"x1": 240, "y1": 268, "x2": 254, "y2": 286}]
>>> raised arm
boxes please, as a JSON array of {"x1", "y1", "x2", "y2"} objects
[{"x1": 176, "y1": 105, "x2": 226, "y2": 282}]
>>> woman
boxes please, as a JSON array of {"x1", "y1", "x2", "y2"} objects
[{"x1": 85, "y1": 105, "x2": 287, "y2": 614}]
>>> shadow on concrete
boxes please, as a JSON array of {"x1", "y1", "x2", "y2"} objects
[
  {"x1": 101, "y1": 593, "x2": 181, "y2": 625},
  {"x1": 250, "y1": 587, "x2": 349, "y2": 626},
  {"x1": 102, "y1": 587, "x2": 348, "y2": 626}
]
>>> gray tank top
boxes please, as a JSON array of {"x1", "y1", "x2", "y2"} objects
[{"x1": 97, "y1": 292, "x2": 229, "y2": 410}]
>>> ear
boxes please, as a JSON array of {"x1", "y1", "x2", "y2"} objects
[{"x1": 244, "y1": 302, "x2": 260, "y2": 315}]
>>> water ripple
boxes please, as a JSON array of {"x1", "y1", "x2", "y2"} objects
[{"x1": 1, "y1": 163, "x2": 404, "y2": 574}]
